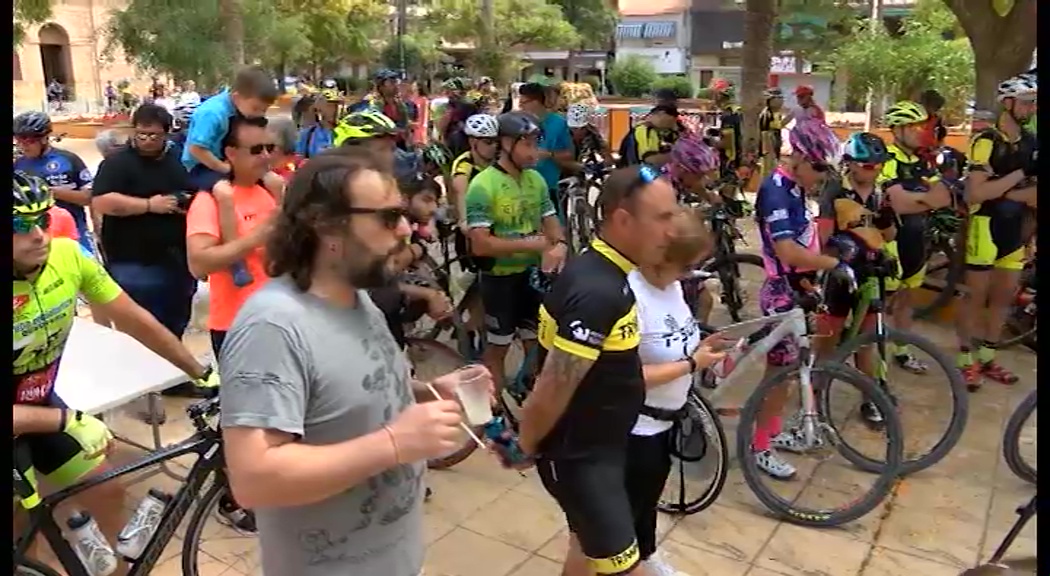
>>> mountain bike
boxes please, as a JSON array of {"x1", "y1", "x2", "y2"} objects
[
  {"x1": 999, "y1": 258, "x2": 1037, "y2": 351},
  {"x1": 1002, "y1": 389, "x2": 1037, "y2": 485},
  {"x1": 15, "y1": 398, "x2": 234, "y2": 576},
  {"x1": 558, "y1": 163, "x2": 608, "y2": 255},
  {"x1": 823, "y1": 262, "x2": 968, "y2": 476},
  {"x1": 915, "y1": 204, "x2": 966, "y2": 321},
  {"x1": 703, "y1": 275, "x2": 905, "y2": 527}
]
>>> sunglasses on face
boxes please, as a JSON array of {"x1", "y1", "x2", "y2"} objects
[
  {"x1": 855, "y1": 162, "x2": 882, "y2": 171},
  {"x1": 808, "y1": 161, "x2": 831, "y2": 173},
  {"x1": 135, "y1": 132, "x2": 167, "y2": 142},
  {"x1": 346, "y1": 206, "x2": 409, "y2": 230},
  {"x1": 14, "y1": 136, "x2": 44, "y2": 145},
  {"x1": 13, "y1": 212, "x2": 51, "y2": 235},
  {"x1": 246, "y1": 143, "x2": 277, "y2": 155}
]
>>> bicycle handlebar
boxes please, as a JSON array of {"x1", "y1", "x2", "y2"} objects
[{"x1": 186, "y1": 397, "x2": 221, "y2": 431}]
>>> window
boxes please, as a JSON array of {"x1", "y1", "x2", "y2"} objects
[{"x1": 698, "y1": 70, "x2": 714, "y2": 88}]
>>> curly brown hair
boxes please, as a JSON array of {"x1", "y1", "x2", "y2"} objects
[{"x1": 265, "y1": 149, "x2": 390, "y2": 291}]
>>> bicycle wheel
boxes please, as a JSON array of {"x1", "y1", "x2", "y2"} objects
[
  {"x1": 700, "y1": 252, "x2": 765, "y2": 322},
  {"x1": 999, "y1": 307, "x2": 1037, "y2": 351},
  {"x1": 181, "y1": 478, "x2": 254, "y2": 576},
  {"x1": 569, "y1": 196, "x2": 595, "y2": 254},
  {"x1": 1003, "y1": 389, "x2": 1037, "y2": 485},
  {"x1": 658, "y1": 391, "x2": 729, "y2": 515},
  {"x1": 405, "y1": 338, "x2": 482, "y2": 469},
  {"x1": 915, "y1": 238, "x2": 964, "y2": 320},
  {"x1": 736, "y1": 363, "x2": 904, "y2": 528},
  {"x1": 14, "y1": 559, "x2": 62, "y2": 576},
  {"x1": 827, "y1": 327, "x2": 968, "y2": 475}
]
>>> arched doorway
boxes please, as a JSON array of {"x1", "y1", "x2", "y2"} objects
[{"x1": 38, "y1": 23, "x2": 76, "y2": 100}]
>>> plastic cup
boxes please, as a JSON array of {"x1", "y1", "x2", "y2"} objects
[{"x1": 451, "y1": 364, "x2": 493, "y2": 426}]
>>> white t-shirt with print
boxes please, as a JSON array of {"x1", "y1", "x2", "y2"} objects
[{"x1": 628, "y1": 270, "x2": 701, "y2": 436}]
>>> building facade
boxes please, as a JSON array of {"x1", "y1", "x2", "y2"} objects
[
  {"x1": 615, "y1": 0, "x2": 691, "y2": 75},
  {"x1": 14, "y1": 0, "x2": 152, "y2": 114}
]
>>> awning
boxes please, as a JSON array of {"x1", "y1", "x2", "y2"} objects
[
  {"x1": 616, "y1": 24, "x2": 644, "y2": 40},
  {"x1": 643, "y1": 21, "x2": 676, "y2": 39}
]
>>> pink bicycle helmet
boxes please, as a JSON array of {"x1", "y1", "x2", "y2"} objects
[
  {"x1": 670, "y1": 135, "x2": 720, "y2": 175},
  {"x1": 788, "y1": 119, "x2": 840, "y2": 166}
]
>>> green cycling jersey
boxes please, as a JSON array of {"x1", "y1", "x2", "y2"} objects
[
  {"x1": 14, "y1": 238, "x2": 122, "y2": 406},
  {"x1": 464, "y1": 164, "x2": 556, "y2": 275}
]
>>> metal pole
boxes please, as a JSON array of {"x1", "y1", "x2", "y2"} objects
[
  {"x1": 396, "y1": 0, "x2": 408, "y2": 77},
  {"x1": 863, "y1": 0, "x2": 881, "y2": 131}
]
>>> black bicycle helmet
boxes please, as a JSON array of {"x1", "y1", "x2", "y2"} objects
[
  {"x1": 13, "y1": 111, "x2": 52, "y2": 137},
  {"x1": 842, "y1": 132, "x2": 890, "y2": 164},
  {"x1": 374, "y1": 69, "x2": 400, "y2": 83},
  {"x1": 497, "y1": 111, "x2": 541, "y2": 139},
  {"x1": 934, "y1": 146, "x2": 968, "y2": 176},
  {"x1": 13, "y1": 171, "x2": 54, "y2": 215}
]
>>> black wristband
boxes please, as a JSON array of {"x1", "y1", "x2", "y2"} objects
[
  {"x1": 684, "y1": 356, "x2": 698, "y2": 374},
  {"x1": 58, "y1": 408, "x2": 68, "y2": 431}
]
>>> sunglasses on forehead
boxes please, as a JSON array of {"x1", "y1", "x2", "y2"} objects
[{"x1": 13, "y1": 212, "x2": 51, "y2": 235}]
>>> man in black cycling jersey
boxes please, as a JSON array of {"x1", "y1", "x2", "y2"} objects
[
  {"x1": 710, "y1": 78, "x2": 743, "y2": 178},
  {"x1": 519, "y1": 166, "x2": 678, "y2": 576},
  {"x1": 956, "y1": 73, "x2": 1037, "y2": 389}
]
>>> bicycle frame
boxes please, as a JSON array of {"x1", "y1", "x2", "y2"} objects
[
  {"x1": 839, "y1": 274, "x2": 892, "y2": 384},
  {"x1": 14, "y1": 420, "x2": 224, "y2": 576}
]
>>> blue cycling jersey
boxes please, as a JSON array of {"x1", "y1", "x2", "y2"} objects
[
  {"x1": 14, "y1": 147, "x2": 93, "y2": 247},
  {"x1": 754, "y1": 167, "x2": 820, "y2": 278}
]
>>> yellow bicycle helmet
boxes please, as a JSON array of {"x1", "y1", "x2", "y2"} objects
[
  {"x1": 320, "y1": 89, "x2": 342, "y2": 102},
  {"x1": 883, "y1": 101, "x2": 929, "y2": 127},
  {"x1": 13, "y1": 171, "x2": 54, "y2": 216},
  {"x1": 332, "y1": 110, "x2": 399, "y2": 146}
]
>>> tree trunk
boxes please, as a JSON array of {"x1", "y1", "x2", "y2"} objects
[
  {"x1": 945, "y1": 0, "x2": 1036, "y2": 111},
  {"x1": 220, "y1": 0, "x2": 246, "y2": 70},
  {"x1": 740, "y1": 0, "x2": 777, "y2": 153}
]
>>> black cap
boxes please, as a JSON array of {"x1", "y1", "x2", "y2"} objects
[{"x1": 651, "y1": 104, "x2": 679, "y2": 117}]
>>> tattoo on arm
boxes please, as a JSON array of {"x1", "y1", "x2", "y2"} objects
[{"x1": 526, "y1": 349, "x2": 595, "y2": 416}]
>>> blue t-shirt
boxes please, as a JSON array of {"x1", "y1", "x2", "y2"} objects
[
  {"x1": 14, "y1": 147, "x2": 93, "y2": 248},
  {"x1": 181, "y1": 89, "x2": 237, "y2": 171},
  {"x1": 754, "y1": 168, "x2": 820, "y2": 278},
  {"x1": 536, "y1": 112, "x2": 571, "y2": 192},
  {"x1": 295, "y1": 125, "x2": 334, "y2": 159}
]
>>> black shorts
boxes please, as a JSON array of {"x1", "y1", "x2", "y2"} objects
[
  {"x1": 537, "y1": 456, "x2": 640, "y2": 575},
  {"x1": 479, "y1": 271, "x2": 541, "y2": 345}
]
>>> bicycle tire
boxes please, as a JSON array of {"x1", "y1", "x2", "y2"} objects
[
  {"x1": 14, "y1": 559, "x2": 62, "y2": 576},
  {"x1": 405, "y1": 337, "x2": 483, "y2": 470},
  {"x1": 999, "y1": 312, "x2": 1037, "y2": 351},
  {"x1": 736, "y1": 363, "x2": 904, "y2": 528},
  {"x1": 915, "y1": 238, "x2": 964, "y2": 321},
  {"x1": 569, "y1": 196, "x2": 595, "y2": 255},
  {"x1": 1003, "y1": 389, "x2": 1037, "y2": 485},
  {"x1": 701, "y1": 252, "x2": 764, "y2": 322},
  {"x1": 827, "y1": 328, "x2": 968, "y2": 476},
  {"x1": 657, "y1": 391, "x2": 729, "y2": 515},
  {"x1": 180, "y1": 478, "x2": 230, "y2": 576}
]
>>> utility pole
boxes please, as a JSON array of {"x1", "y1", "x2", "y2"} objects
[
  {"x1": 480, "y1": 0, "x2": 495, "y2": 78},
  {"x1": 396, "y1": 0, "x2": 408, "y2": 78},
  {"x1": 863, "y1": 0, "x2": 881, "y2": 131}
]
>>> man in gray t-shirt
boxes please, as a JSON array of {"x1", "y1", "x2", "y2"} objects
[{"x1": 218, "y1": 152, "x2": 491, "y2": 576}]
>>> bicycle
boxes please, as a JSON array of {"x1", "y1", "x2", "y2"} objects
[
  {"x1": 824, "y1": 257, "x2": 969, "y2": 476},
  {"x1": 999, "y1": 258, "x2": 1037, "y2": 351},
  {"x1": 915, "y1": 200, "x2": 967, "y2": 321},
  {"x1": 14, "y1": 398, "x2": 233, "y2": 576},
  {"x1": 558, "y1": 163, "x2": 608, "y2": 255},
  {"x1": 701, "y1": 275, "x2": 905, "y2": 527},
  {"x1": 1002, "y1": 389, "x2": 1037, "y2": 485}
]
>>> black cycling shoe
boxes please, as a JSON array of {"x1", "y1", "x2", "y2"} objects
[
  {"x1": 217, "y1": 496, "x2": 257, "y2": 534},
  {"x1": 860, "y1": 400, "x2": 885, "y2": 429}
]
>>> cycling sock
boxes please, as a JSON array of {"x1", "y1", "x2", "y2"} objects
[
  {"x1": 752, "y1": 415, "x2": 782, "y2": 452},
  {"x1": 977, "y1": 341, "x2": 996, "y2": 364},
  {"x1": 956, "y1": 348, "x2": 973, "y2": 368}
]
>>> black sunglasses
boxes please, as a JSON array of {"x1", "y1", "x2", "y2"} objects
[
  {"x1": 809, "y1": 162, "x2": 831, "y2": 173},
  {"x1": 346, "y1": 206, "x2": 409, "y2": 230},
  {"x1": 246, "y1": 143, "x2": 277, "y2": 155}
]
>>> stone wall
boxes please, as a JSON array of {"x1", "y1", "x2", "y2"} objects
[{"x1": 14, "y1": 0, "x2": 154, "y2": 113}]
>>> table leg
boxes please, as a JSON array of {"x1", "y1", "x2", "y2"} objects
[{"x1": 111, "y1": 393, "x2": 188, "y2": 483}]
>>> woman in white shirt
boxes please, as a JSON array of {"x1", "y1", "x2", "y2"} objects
[{"x1": 625, "y1": 207, "x2": 729, "y2": 576}]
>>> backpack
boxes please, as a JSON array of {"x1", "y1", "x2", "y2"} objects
[{"x1": 616, "y1": 124, "x2": 649, "y2": 167}]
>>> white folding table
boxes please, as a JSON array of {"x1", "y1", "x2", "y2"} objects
[{"x1": 55, "y1": 318, "x2": 195, "y2": 480}]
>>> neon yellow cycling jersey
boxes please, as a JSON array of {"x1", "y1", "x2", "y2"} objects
[{"x1": 13, "y1": 238, "x2": 122, "y2": 406}]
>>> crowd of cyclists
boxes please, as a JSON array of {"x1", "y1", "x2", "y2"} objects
[{"x1": 12, "y1": 63, "x2": 1037, "y2": 576}]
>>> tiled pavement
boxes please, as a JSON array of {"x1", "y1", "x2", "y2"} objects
[
  {"x1": 90, "y1": 322, "x2": 1036, "y2": 576},
  {"x1": 56, "y1": 138, "x2": 1036, "y2": 574}
]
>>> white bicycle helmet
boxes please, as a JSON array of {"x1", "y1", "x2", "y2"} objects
[
  {"x1": 997, "y1": 74, "x2": 1038, "y2": 101},
  {"x1": 566, "y1": 102, "x2": 592, "y2": 128},
  {"x1": 464, "y1": 114, "x2": 499, "y2": 138}
]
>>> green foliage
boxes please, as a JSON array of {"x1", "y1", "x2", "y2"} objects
[
  {"x1": 829, "y1": 0, "x2": 974, "y2": 122},
  {"x1": 104, "y1": 0, "x2": 386, "y2": 87},
  {"x1": 581, "y1": 75, "x2": 602, "y2": 93},
  {"x1": 549, "y1": 0, "x2": 617, "y2": 49},
  {"x1": 773, "y1": 0, "x2": 855, "y2": 64},
  {"x1": 381, "y1": 31, "x2": 449, "y2": 80},
  {"x1": 424, "y1": 0, "x2": 579, "y2": 82},
  {"x1": 15, "y1": 0, "x2": 53, "y2": 47},
  {"x1": 608, "y1": 55, "x2": 657, "y2": 98},
  {"x1": 652, "y1": 75, "x2": 695, "y2": 99}
]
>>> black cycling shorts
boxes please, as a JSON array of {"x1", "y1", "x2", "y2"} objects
[
  {"x1": 537, "y1": 456, "x2": 641, "y2": 575},
  {"x1": 479, "y1": 271, "x2": 541, "y2": 346}
]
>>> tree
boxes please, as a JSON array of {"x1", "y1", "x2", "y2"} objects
[
  {"x1": 220, "y1": 0, "x2": 246, "y2": 68},
  {"x1": 829, "y1": 0, "x2": 975, "y2": 122},
  {"x1": 380, "y1": 31, "x2": 449, "y2": 81},
  {"x1": 15, "y1": 0, "x2": 52, "y2": 47},
  {"x1": 608, "y1": 55, "x2": 657, "y2": 97},
  {"x1": 424, "y1": 0, "x2": 579, "y2": 83},
  {"x1": 740, "y1": 0, "x2": 777, "y2": 151},
  {"x1": 941, "y1": 0, "x2": 1036, "y2": 110},
  {"x1": 773, "y1": 0, "x2": 855, "y2": 66},
  {"x1": 550, "y1": 0, "x2": 617, "y2": 49}
]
